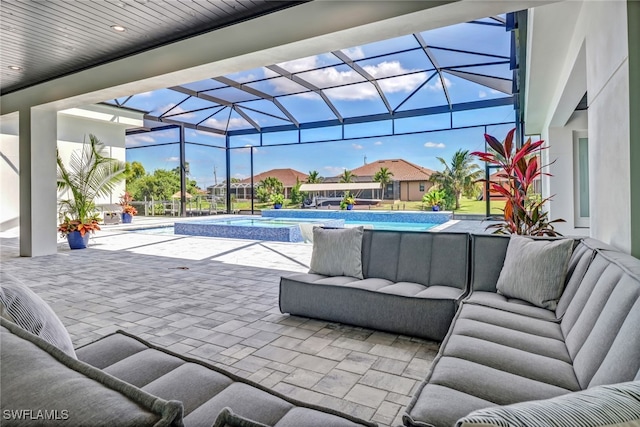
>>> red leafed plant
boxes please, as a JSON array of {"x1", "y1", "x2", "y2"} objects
[
  {"x1": 472, "y1": 128, "x2": 565, "y2": 236},
  {"x1": 58, "y1": 216, "x2": 101, "y2": 237},
  {"x1": 119, "y1": 192, "x2": 138, "y2": 216}
]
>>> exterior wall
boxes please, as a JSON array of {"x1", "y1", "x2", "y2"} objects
[
  {"x1": 0, "y1": 115, "x2": 19, "y2": 234},
  {"x1": 0, "y1": 111, "x2": 130, "y2": 235},
  {"x1": 585, "y1": 1, "x2": 632, "y2": 252},
  {"x1": 547, "y1": 110, "x2": 589, "y2": 236},
  {"x1": 58, "y1": 113, "x2": 128, "y2": 208},
  {"x1": 529, "y1": 1, "x2": 634, "y2": 252},
  {"x1": 401, "y1": 181, "x2": 433, "y2": 201}
]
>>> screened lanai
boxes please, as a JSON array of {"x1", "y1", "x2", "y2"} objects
[{"x1": 107, "y1": 13, "x2": 523, "y2": 216}]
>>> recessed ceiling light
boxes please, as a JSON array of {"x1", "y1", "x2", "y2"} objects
[
  {"x1": 110, "y1": 25, "x2": 126, "y2": 32},
  {"x1": 8, "y1": 65, "x2": 22, "y2": 71}
]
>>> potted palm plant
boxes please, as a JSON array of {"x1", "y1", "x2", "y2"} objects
[
  {"x1": 270, "y1": 193, "x2": 285, "y2": 209},
  {"x1": 422, "y1": 189, "x2": 445, "y2": 211},
  {"x1": 57, "y1": 134, "x2": 126, "y2": 249},
  {"x1": 340, "y1": 193, "x2": 356, "y2": 210}
]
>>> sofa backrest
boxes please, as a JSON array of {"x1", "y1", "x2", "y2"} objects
[
  {"x1": 361, "y1": 230, "x2": 469, "y2": 290},
  {"x1": 560, "y1": 244, "x2": 640, "y2": 389}
]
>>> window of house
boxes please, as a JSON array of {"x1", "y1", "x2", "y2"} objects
[
  {"x1": 419, "y1": 182, "x2": 425, "y2": 192},
  {"x1": 573, "y1": 132, "x2": 590, "y2": 228}
]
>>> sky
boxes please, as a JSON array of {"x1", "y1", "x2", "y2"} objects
[{"x1": 120, "y1": 18, "x2": 517, "y2": 189}]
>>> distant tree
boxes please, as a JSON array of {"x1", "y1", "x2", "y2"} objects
[
  {"x1": 373, "y1": 167, "x2": 394, "y2": 200},
  {"x1": 125, "y1": 161, "x2": 146, "y2": 180},
  {"x1": 258, "y1": 176, "x2": 284, "y2": 198},
  {"x1": 290, "y1": 178, "x2": 305, "y2": 205},
  {"x1": 127, "y1": 167, "x2": 198, "y2": 201},
  {"x1": 339, "y1": 170, "x2": 357, "y2": 183},
  {"x1": 230, "y1": 177, "x2": 241, "y2": 183},
  {"x1": 430, "y1": 149, "x2": 483, "y2": 210},
  {"x1": 255, "y1": 187, "x2": 270, "y2": 203},
  {"x1": 306, "y1": 170, "x2": 323, "y2": 183}
]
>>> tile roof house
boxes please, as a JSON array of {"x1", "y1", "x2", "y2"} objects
[
  {"x1": 326, "y1": 159, "x2": 435, "y2": 201},
  {"x1": 239, "y1": 168, "x2": 308, "y2": 199}
]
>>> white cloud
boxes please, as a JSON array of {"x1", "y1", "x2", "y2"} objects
[
  {"x1": 203, "y1": 116, "x2": 251, "y2": 130},
  {"x1": 424, "y1": 142, "x2": 446, "y2": 148},
  {"x1": 427, "y1": 76, "x2": 452, "y2": 92},
  {"x1": 374, "y1": 141, "x2": 383, "y2": 146},
  {"x1": 237, "y1": 146, "x2": 259, "y2": 153},
  {"x1": 490, "y1": 88, "x2": 502, "y2": 94},
  {"x1": 165, "y1": 156, "x2": 179, "y2": 162},
  {"x1": 323, "y1": 166, "x2": 346, "y2": 175},
  {"x1": 160, "y1": 103, "x2": 196, "y2": 119},
  {"x1": 126, "y1": 134, "x2": 156, "y2": 146},
  {"x1": 268, "y1": 56, "x2": 426, "y2": 101},
  {"x1": 343, "y1": 46, "x2": 365, "y2": 60},
  {"x1": 352, "y1": 143, "x2": 363, "y2": 150},
  {"x1": 478, "y1": 90, "x2": 487, "y2": 98}
]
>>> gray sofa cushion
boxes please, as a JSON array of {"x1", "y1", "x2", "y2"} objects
[
  {"x1": 456, "y1": 381, "x2": 640, "y2": 427},
  {"x1": 280, "y1": 273, "x2": 462, "y2": 341},
  {"x1": 77, "y1": 330, "x2": 376, "y2": 427},
  {"x1": 1, "y1": 319, "x2": 183, "y2": 427},
  {"x1": 463, "y1": 291, "x2": 558, "y2": 321},
  {"x1": 309, "y1": 226, "x2": 364, "y2": 279},
  {"x1": 0, "y1": 272, "x2": 77, "y2": 358},
  {"x1": 496, "y1": 236, "x2": 574, "y2": 310}
]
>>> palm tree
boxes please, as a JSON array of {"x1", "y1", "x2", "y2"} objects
[
  {"x1": 373, "y1": 167, "x2": 394, "y2": 200},
  {"x1": 430, "y1": 149, "x2": 483, "y2": 210},
  {"x1": 339, "y1": 170, "x2": 357, "y2": 183},
  {"x1": 306, "y1": 170, "x2": 323, "y2": 183},
  {"x1": 57, "y1": 134, "x2": 127, "y2": 225}
]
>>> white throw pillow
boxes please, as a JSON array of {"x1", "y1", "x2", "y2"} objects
[
  {"x1": 496, "y1": 235, "x2": 574, "y2": 310},
  {"x1": 0, "y1": 271, "x2": 77, "y2": 358},
  {"x1": 309, "y1": 227, "x2": 364, "y2": 279}
]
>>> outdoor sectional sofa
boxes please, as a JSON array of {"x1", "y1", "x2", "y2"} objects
[
  {"x1": 280, "y1": 228, "x2": 640, "y2": 426},
  {"x1": 0, "y1": 274, "x2": 377, "y2": 427}
]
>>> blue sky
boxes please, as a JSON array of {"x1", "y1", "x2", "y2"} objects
[{"x1": 122, "y1": 18, "x2": 515, "y2": 188}]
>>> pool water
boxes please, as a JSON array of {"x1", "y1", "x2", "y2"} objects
[
  {"x1": 345, "y1": 221, "x2": 437, "y2": 232},
  {"x1": 132, "y1": 219, "x2": 437, "y2": 236},
  {"x1": 192, "y1": 217, "x2": 329, "y2": 228}
]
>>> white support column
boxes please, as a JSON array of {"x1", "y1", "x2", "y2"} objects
[{"x1": 19, "y1": 107, "x2": 58, "y2": 256}]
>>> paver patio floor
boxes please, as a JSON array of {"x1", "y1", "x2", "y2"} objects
[{"x1": 0, "y1": 217, "x2": 491, "y2": 426}]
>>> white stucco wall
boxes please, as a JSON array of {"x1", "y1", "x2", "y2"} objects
[
  {"x1": 0, "y1": 115, "x2": 19, "y2": 233},
  {"x1": 0, "y1": 110, "x2": 133, "y2": 236},
  {"x1": 584, "y1": 1, "x2": 631, "y2": 252},
  {"x1": 58, "y1": 113, "x2": 128, "y2": 207},
  {"x1": 529, "y1": 1, "x2": 631, "y2": 251}
]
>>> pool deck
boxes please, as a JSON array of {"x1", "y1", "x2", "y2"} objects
[{"x1": 0, "y1": 216, "x2": 495, "y2": 427}]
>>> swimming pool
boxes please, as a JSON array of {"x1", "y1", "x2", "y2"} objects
[
  {"x1": 132, "y1": 217, "x2": 440, "y2": 240},
  {"x1": 173, "y1": 216, "x2": 344, "y2": 242}
]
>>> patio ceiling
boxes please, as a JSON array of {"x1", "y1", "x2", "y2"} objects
[
  {"x1": 105, "y1": 15, "x2": 515, "y2": 139},
  {"x1": 0, "y1": 0, "x2": 302, "y2": 95}
]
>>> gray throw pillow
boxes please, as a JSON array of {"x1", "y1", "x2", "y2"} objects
[
  {"x1": 0, "y1": 272, "x2": 77, "y2": 358},
  {"x1": 496, "y1": 235, "x2": 574, "y2": 310},
  {"x1": 309, "y1": 227, "x2": 364, "y2": 279},
  {"x1": 456, "y1": 381, "x2": 640, "y2": 427}
]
